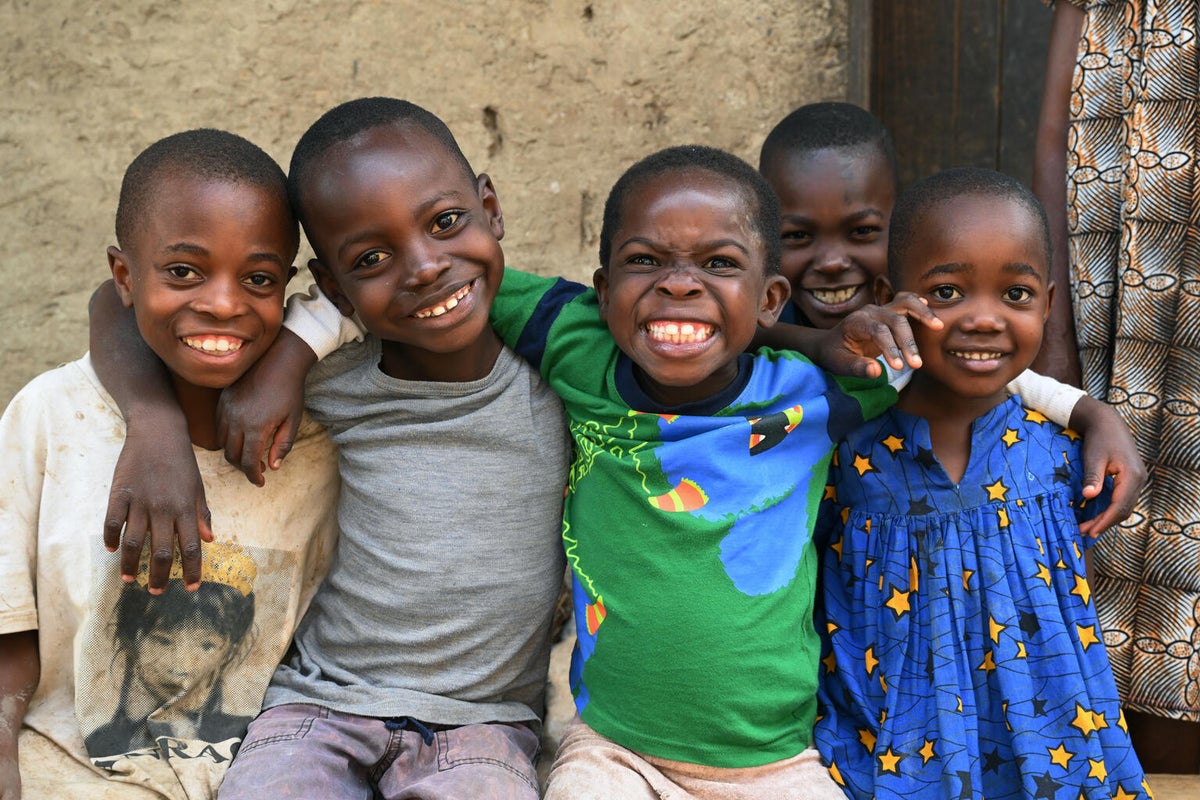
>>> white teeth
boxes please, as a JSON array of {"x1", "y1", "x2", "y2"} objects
[
  {"x1": 645, "y1": 321, "x2": 714, "y2": 344},
  {"x1": 952, "y1": 351, "x2": 1003, "y2": 361},
  {"x1": 414, "y1": 283, "x2": 472, "y2": 319},
  {"x1": 810, "y1": 286, "x2": 859, "y2": 305},
  {"x1": 184, "y1": 336, "x2": 243, "y2": 353}
]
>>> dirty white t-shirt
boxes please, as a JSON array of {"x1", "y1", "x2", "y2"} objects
[{"x1": 0, "y1": 355, "x2": 339, "y2": 800}]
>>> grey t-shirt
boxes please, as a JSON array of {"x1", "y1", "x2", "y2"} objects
[{"x1": 264, "y1": 337, "x2": 569, "y2": 725}]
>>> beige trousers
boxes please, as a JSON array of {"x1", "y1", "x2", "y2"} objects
[{"x1": 543, "y1": 717, "x2": 848, "y2": 800}]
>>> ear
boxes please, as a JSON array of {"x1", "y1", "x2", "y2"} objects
[
  {"x1": 592, "y1": 267, "x2": 610, "y2": 321},
  {"x1": 873, "y1": 273, "x2": 895, "y2": 304},
  {"x1": 1043, "y1": 280, "x2": 1056, "y2": 323},
  {"x1": 477, "y1": 173, "x2": 505, "y2": 241},
  {"x1": 756, "y1": 273, "x2": 791, "y2": 328},
  {"x1": 107, "y1": 246, "x2": 135, "y2": 308},
  {"x1": 307, "y1": 258, "x2": 357, "y2": 318}
]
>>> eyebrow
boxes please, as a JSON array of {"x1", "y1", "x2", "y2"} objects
[
  {"x1": 163, "y1": 241, "x2": 287, "y2": 268},
  {"x1": 784, "y1": 208, "x2": 885, "y2": 226},
  {"x1": 617, "y1": 236, "x2": 751, "y2": 256},
  {"x1": 920, "y1": 261, "x2": 1045, "y2": 282}
]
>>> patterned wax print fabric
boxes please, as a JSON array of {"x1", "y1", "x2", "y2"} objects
[
  {"x1": 1063, "y1": 0, "x2": 1200, "y2": 720},
  {"x1": 488, "y1": 267, "x2": 898, "y2": 769},
  {"x1": 815, "y1": 397, "x2": 1149, "y2": 800},
  {"x1": 0, "y1": 355, "x2": 339, "y2": 800}
]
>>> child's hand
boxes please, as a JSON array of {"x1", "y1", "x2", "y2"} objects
[
  {"x1": 1069, "y1": 396, "x2": 1147, "y2": 538},
  {"x1": 216, "y1": 328, "x2": 315, "y2": 486},
  {"x1": 105, "y1": 412, "x2": 213, "y2": 593},
  {"x1": 819, "y1": 293, "x2": 942, "y2": 378}
]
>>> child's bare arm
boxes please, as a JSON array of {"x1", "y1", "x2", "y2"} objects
[
  {"x1": 0, "y1": 630, "x2": 39, "y2": 800},
  {"x1": 216, "y1": 327, "x2": 316, "y2": 485},
  {"x1": 1069, "y1": 396, "x2": 1146, "y2": 538},
  {"x1": 754, "y1": 293, "x2": 941, "y2": 377},
  {"x1": 90, "y1": 281, "x2": 211, "y2": 593}
]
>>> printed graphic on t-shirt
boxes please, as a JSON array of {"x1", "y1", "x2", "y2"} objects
[{"x1": 75, "y1": 539, "x2": 296, "y2": 796}]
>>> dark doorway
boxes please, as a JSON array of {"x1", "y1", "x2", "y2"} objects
[{"x1": 856, "y1": 0, "x2": 1054, "y2": 188}]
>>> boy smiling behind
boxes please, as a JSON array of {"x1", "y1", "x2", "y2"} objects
[{"x1": 0, "y1": 130, "x2": 339, "y2": 799}]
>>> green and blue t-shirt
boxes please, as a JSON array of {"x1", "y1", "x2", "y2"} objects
[{"x1": 491, "y1": 268, "x2": 896, "y2": 767}]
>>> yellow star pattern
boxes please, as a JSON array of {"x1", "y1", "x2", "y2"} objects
[
  {"x1": 865, "y1": 646, "x2": 879, "y2": 675},
  {"x1": 919, "y1": 739, "x2": 936, "y2": 764},
  {"x1": 910, "y1": 557, "x2": 920, "y2": 592},
  {"x1": 886, "y1": 585, "x2": 912, "y2": 618},
  {"x1": 989, "y1": 615, "x2": 1007, "y2": 643},
  {"x1": 1071, "y1": 574, "x2": 1092, "y2": 606},
  {"x1": 839, "y1": 507, "x2": 850, "y2": 525},
  {"x1": 1001, "y1": 428, "x2": 1022, "y2": 447},
  {"x1": 1062, "y1": 427, "x2": 1081, "y2": 442},
  {"x1": 1112, "y1": 788, "x2": 1139, "y2": 800},
  {"x1": 828, "y1": 761, "x2": 845, "y2": 786},
  {"x1": 822, "y1": 651, "x2": 837, "y2": 674},
  {"x1": 956, "y1": 696, "x2": 963, "y2": 712},
  {"x1": 979, "y1": 650, "x2": 996, "y2": 672},
  {"x1": 878, "y1": 748, "x2": 902, "y2": 774},
  {"x1": 1048, "y1": 743, "x2": 1074, "y2": 768},
  {"x1": 858, "y1": 727, "x2": 876, "y2": 752},
  {"x1": 1077, "y1": 623, "x2": 1100, "y2": 650},
  {"x1": 830, "y1": 537, "x2": 843, "y2": 560},
  {"x1": 882, "y1": 434, "x2": 905, "y2": 453},
  {"x1": 998, "y1": 506, "x2": 1010, "y2": 528},
  {"x1": 1088, "y1": 758, "x2": 1108, "y2": 782},
  {"x1": 1071, "y1": 703, "x2": 1099, "y2": 737},
  {"x1": 1024, "y1": 408, "x2": 1049, "y2": 425},
  {"x1": 823, "y1": 484, "x2": 837, "y2": 502},
  {"x1": 962, "y1": 569, "x2": 974, "y2": 590},
  {"x1": 852, "y1": 453, "x2": 874, "y2": 476},
  {"x1": 1141, "y1": 779, "x2": 1154, "y2": 798},
  {"x1": 1035, "y1": 562, "x2": 1052, "y2": 586},
  {"x1": 984, "y1": 478, "x2": 1010, "y2": 501},
  {"x1": 1016, "y1": 641, "x2": 1027, "y2": 659},
  {"x1": 880, "y1": 673, "x2": 889, "y2": 693},
  {"x1": 1118, "y1": 709, "x2": 1129, "y2": 733},
  {"x1": 1093, "y1": 709, "x2": 1109, "y2": 732}
]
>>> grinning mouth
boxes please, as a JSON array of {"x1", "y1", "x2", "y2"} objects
[
  {"x1": 413, "y1": 281, "x2": 473, "y2": 319},
  {"x1": 808, "y1": 286, "x2": 860, "y2": 305},
  {"x1": 644, "y1": 321, "x2": 715, "y2": 344},
  {"x1": 949, "y1": 350, "x2": 1004, "y2": 361},
  {"x1": 183, "y1": 335, "x2": 244, "y2": 353}
]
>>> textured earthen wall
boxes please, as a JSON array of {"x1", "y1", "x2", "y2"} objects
[{"x1": 0, "y1": 0, "x2": 850, "y2": 405}]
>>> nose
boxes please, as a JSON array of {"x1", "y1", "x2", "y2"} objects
[
  {"x1": 192, "y1": 275, "x2": 246, "y2": 319},
  {"x1": 655, "y1": 264, "x2": 704, "y2": 298},
  {"x1": 401, "y1": 244, "x2": 451, "y2": 291},
  {"x1": 810, "y1": 245, "x2": 851, "y2": 275},
  {"x1": 958, "y1": 298, "x2": 1005, "y2": 332}
]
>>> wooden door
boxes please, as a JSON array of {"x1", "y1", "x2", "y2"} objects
[{"x1": 859, "y1": 0, "x2": 1053, "y2": 188}]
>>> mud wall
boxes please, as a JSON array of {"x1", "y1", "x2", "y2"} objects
[{"x1": 0, "y1": 0, "x2": 851, "y2": 405}]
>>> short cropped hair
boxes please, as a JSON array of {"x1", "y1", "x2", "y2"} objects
[
  {"x1": 116, "y1": 129, "x2": 296, "y2": 253},
  {"x1": 599, "y1": 145, "x2": 782, "y2": 273},
  {"x1": 888, "y1": 167, "x2": 1051, "y2": 282},
  {"x1": 758, "y1": 102, "x2": 896, "y2": 178},
  {"x1": 288, "y1": 97, "x2": 474, "y2": 221}
]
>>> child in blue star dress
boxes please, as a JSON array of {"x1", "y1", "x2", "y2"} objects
[{"x1": 814, "y1": 168, "x2": 1151, "y2": 800}]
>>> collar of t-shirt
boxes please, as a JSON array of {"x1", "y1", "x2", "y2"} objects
[{"x1": 614, "y1": 351, "x2": 754, "y2": 417}]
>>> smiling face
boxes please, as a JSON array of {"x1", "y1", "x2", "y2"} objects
[
  {"x1": 595, "y1": 167, "x2": 789, "y2": 407},
  {"x1": 300, "y1": 123, "x2": 505, "y2": 382},
  {"x1": 135, "y1": 621, "x2": 230, "y2": 708},
  {"x1": 762, "y1": 145, "x2": 894, "y2": 328},
  {"x1": 109, "y1": 174, "x2": 295, "y2": 394},
  {"x1": 889, "y1": 194, "x2": 1053, "y2": 416}
]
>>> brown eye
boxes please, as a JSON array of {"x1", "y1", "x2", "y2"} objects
[{"x1": 432, "y1": 211, "x2": 461, "y2": 232}]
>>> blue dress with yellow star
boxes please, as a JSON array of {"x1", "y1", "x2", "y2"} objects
[{"x1": 814, "y1": 396, "x2": 1149, "y2": 800}]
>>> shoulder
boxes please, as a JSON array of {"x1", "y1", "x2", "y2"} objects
[{"x1": 3, "y1": 355, "x2": 115, "y2": 431}]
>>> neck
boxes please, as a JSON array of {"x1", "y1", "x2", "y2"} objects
[
  {"x1": 378, "y1": 329, "x2": 504, "y2": 383},
  {"x1": 896, "y1": 377, "x2": 1007, "y2": 484},
  {"x1": 170, "y1": 376, "x2": 223, "y2": 450}
]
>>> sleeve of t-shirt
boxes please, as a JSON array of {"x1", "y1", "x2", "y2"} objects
[
  {"x1": 1007, "y1": 369, "x2": 1086, "y2": 427},
  {"x1": 489, "y1": 267, "x2": 589, "y2": 375},
  {"x1": 0, "y1": 380, "x2": 47, "y2": 635},
  {"x1": 823, "y1": 370, "x2": 899, "y2": 443},
  {"x1": 283, "y1": 285, "x2": 366, "y2": 361}
]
